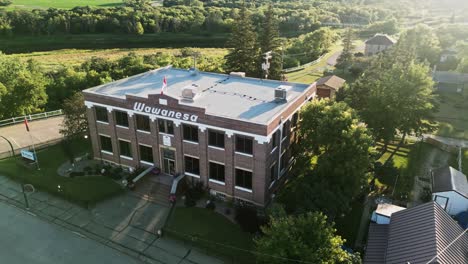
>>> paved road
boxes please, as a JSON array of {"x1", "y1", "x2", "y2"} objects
[
  {"x1": 326, "y1": 44, "x2": 365, "y2": 66},
  {"x1": 0, "y1": 201, "x2": 143, "y2": 264},
  {"x1": 0, "y1": 116, "x2": 64, "y2": 157}
]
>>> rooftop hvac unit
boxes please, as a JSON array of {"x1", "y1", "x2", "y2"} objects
[
  {"x1": 275, "y1": 88, "x2": 287, "y2": 102},
  {"x1": 181, "y1": 87, "x2": 196, "y2": 102},
  {"x1": 229, "y1": 72, "x2": 246, "y2": 78}
]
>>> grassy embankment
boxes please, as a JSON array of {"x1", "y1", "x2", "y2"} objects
[
  {"x1": 165, "y1": 207, "x2": 255, "y2": 263},
  {"x1": 0, "y1": 138, "x2": 123, "y2": 206},
  {"x1": 434, "y1": 92, "x2": 468, "y2": 140},
  {"x1": 7, "y1": 47, "x2": 228, "y2": 71},
  {"x1": 2, "y1": 0, "x2": 123, "y2": 9}
]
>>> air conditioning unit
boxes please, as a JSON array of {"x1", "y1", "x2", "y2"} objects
[
  {"x1": 230, "y1": 72, "x2": 246, "y2": 78},
  {"x1": 181, "y1": 87, "x2": 196, "y2": 102},
  {"x1": 275, "y1": 87, "x2": 287, "y2": 102}
]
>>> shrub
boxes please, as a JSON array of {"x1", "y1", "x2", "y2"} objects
[
  {"x1": 0, "y1": 0, "x2": 12, "y2": 7},
  {"x1": 205, "y1": 200, "x2": 216, "y2": 210},
  {"x1": 235, "y1": 206, "x2": 265, "y2": 233},
  {"x1": 184, "y1": 196, "x2": 196, "y2": 207}
]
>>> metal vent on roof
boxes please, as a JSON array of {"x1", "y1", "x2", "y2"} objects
[
  {"x1": 275, "y1": 88, "x2": 287, "y2": 102},
  {"x1": 230, "y1": 72, "x2": 246, "y2": 78},
  {"x1": 181, "y1": 86, "x2": 196, "y2": 102}
]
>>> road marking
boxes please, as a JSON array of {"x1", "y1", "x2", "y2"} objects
[
  {"x1": 73, "y1": 231, "x2": 87, "y2": 238},
  {"x1": 27, "y1": 211, "x2": 37, "y2": 217}
]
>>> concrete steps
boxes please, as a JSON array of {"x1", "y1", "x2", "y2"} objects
[{"x1": 133, "y1": 182, "x2": 171, "y2": 207}]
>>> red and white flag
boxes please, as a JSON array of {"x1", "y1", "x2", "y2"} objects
[
  {"x1": 24, "y1": 118, "x2": 30, "y2": 132},
  {"x1": 161, "y1": 76, "x2": 167, "y2": 95}
]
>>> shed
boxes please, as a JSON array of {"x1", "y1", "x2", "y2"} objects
[
  {"x1": 370, "y1": 203, "x2": 406, "y2": 224},
  {"x1": 432, "y1": 166, "x2": 468, "y2": 216},
  {"x1": 316, "y1": 75, "x2": 345, "y2": 99}
]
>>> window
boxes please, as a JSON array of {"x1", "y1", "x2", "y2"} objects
[
  {"x1": 158, "y1": 119, "x2": 174, "y2": 135},
  {"x1": 235, "y1": 169, "x2": 252, "y2": 190},
  {"x1": 95, "y1": 107, "x2": 108, "y2": 123},
  {"x1": 183, "y1": 124, "x2": 198, "y2": 142},
  {"x1": 184, "y1": 156, "x2": 200, "y2": 176},
  {"x1": 291, "y1": 113, "x2": 299, "y2": 128},
  {"x1": 209, "y1": 162, "x2": 225, "y2": 182},
  {"x1": 115, "y1": 111, "x2": 129, "y2": 127},
  {"x1": 271, "y1": 131, "x2": 278, "y2": 150},
  {"x1": 139, "y1": 145, "x2": 153, "y2": 163},
  {"x1": 270, "y1": 163, "x2": 277, "y2": 183},
  {"x1": 208, "y1": 130, "x2": 225, "y2": 148},
  {"x1": 235, "y1": 135, "x2": 253, "y2": 155},
  {"x1": 119, "y1": 140, "x2": 132, "y2": 158},
  {"x1": 136, "y1": 114, "x2": 150, "y2": 132},
  {"x1": 100, "y1": 135, "x2": 112, "y2": 153},
  {"x1": 280, "y1": 152, "x2": 287, "y2": 171},
  {"x1": 282, "y1": 121, "x2": 289, "y2": 139}
]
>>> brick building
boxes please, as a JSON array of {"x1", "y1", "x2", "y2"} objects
[{"x1": 83, "y1": 67, "x2": 318, "y2": 206}]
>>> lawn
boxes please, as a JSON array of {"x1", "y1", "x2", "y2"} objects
[
  {"x1": 0, "y1": 138, "x2": 123, "y2": 206},
  {"x1": 8, "y1": 47, "x2": 228, "y2": 71},
  {"x1": 165, "y1": 207, "x2": 255, "y2": 263},
  {"x1": 433, "y1": 92, "x2": 468, "y2": 140},
  {"x1": 4, "y1": 0, "x2": 122, "y2": 9},
  {"x1": 0, "y1": 33, "x2": 229, "y2": 54}
]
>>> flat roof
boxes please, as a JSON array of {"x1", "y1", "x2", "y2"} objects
[
  {"x1": 375, "y1": 203, "x2": 406, "y2": 218},
  {"x1": 83, "y1": 67, "x2": 313, "y2": 124}
]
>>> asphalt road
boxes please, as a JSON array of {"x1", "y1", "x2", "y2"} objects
[
  {"x1": 0, "y1": 116, "x2": 64, "y2": 158},
  {"x1": 0, "y1": 202, "x2": 143, "y2": 264}
]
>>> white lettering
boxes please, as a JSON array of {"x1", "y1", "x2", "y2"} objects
[
  {"x1": 190, "y1": 115, "x2": 198, "y2": 122},
  {"x1": 134, "y1": 102, "x2": 145, "y2": 112},
  {"x1": 132, "y1": 101, "x2": 199, "y2": 123}
]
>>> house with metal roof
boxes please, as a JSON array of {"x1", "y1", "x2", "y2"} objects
[
  {"x1": 364, "y1": 34, "x2": 396, "y2": 56},
  {"x1": 432, "y1": 166, "x2": 468, "y2": 216},
  {"x1": 364, "y1": 201, "x2": 468, "y2": 264}
]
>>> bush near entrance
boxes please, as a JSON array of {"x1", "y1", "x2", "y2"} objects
[{"x1": 0, "y1": 138, "x2": 123, "y2": 207}]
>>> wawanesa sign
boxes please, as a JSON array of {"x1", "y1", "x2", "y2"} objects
[{"x1": 133, "y1": 102, "x2": 199, "y2": 122}]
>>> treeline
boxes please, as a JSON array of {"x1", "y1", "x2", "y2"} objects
[
  {"x1": 0, "y1": 0, "x2": 396, "y2": 36},
  {"x1": 0, "y1": 49, "x2": 225, "y2": 119}
]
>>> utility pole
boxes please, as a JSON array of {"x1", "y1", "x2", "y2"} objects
[{"x1": 262, "y1": 51, "x2": 272, "y2": 79}]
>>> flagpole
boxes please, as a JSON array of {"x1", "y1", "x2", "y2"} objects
[{"x1": 24, "y1": 117, "x2": 40, "y2": 170}]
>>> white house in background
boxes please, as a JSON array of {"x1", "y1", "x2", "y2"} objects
[
  {"x1": 370, "y1": 203, "x2": 406, "y2": 224},
  {"x1": 432, "y1": 166, "x2": 468, "y2": 216},
  {"x1": 364, "y1": 34, "x2": 396, "y2": 56}
]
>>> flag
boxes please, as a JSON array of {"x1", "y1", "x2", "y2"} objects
[
  {"x1": 161, "y1": 76, "x2": 167, "y2": 95},
  {"x1": 24, "y1": 118, "x2": 30, "y2": 132}
]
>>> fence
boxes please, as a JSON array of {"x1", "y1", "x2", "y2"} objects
[
  {"x1": 0, "y1": 109, "x2": 63, "y2": 127},
  {"x1": 282, "y1": 54, "x2": 326, "y2": 73}
]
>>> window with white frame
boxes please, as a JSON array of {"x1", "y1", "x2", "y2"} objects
[
  {"x1": 235, "y1": 135, "x2": 253, "y2": 155},
  {"x1": 208, "y1": 130, "x2": 225, "y2": 148},
  {"x1": 136, "y1": 114, "x2": 150, "y2": 132},
  {"x1": 209, "y1": 162, "x2": 225, "y2": 183},
  {"x1": 158, "y1": 119, "x2": 174, "y2": 134},
  {"x1": 235, "y1": 168, "x2": 252, "y2": 190},
  {"x1": 95, "y1": 107, "x2": 108, "y2": 123},
  {"x1": 119, "y1": 140, "x2": 132, "y2": 158},
  {"x1": 184, "y1": 156, "x2": 200, "y2": 176},
  {"x1": 100, "y1": 135, "x2": 112, "y2": 153},
  {"x1": 139, "y1": 145, "x2": 153, "y2": 163},
  {"x1": 115, "y1": 111, "x2": 129, "y2": 127}
]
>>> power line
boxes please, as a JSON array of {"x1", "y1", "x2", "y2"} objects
[
  {"x1": 425, "y1": 228, "x2": 468, "y2": 264},
  {"x1": 163, "y1": 228, "x2": 316, "y2": 264}
]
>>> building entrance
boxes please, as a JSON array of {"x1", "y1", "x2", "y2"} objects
[{"x1": 161, "y1": 147, "x2": 176, "y2": 176}]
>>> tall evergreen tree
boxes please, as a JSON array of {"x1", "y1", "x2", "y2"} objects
[
  {"x1": 259, "y1": 4, "x2": 282, "y2": 80},
  {"x1": 224, "y1": 3, "x2": 259, "y2": 77},
  {"x1": 335, "y1": 27, "x2": 354, "y2": 71}
]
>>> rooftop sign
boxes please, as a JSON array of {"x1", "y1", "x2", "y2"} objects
[{"x1": 133, "y1": 102, "x2": 199, "y2": 122}]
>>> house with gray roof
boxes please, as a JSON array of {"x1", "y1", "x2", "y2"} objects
[
  {"x1": 433, "y1": 71, "x2": 468, "y2": 93},
  {"x1": 364, "y1": 202, "x2": 468, "y2": 264},
  {"x1": 432, "y1": 166, "x2": 468, "y2": 216},
  {"x1": 364, "y1": 34, "x2": 396, "y2": 56}
]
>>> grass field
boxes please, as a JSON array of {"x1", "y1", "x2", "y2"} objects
[
  {"x1": 8, "y1": 47, "x2": 228, "y2": 70},
  {"x1": 0, "y1": 33, "x2": 229, "y2": 54},
  {"x1": 165, "y1": 207, "x2": 254, "y2": 263},
  {"x1": 0, "y1": 138, "x2": 123, "y2": 206},
  {"x1": 434, "y1": 92, "x2": 468, "y2": 140},
  {"x1": 3, "y1": 0, "x2": 123, "y2": 9}
]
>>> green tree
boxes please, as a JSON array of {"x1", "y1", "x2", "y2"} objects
[
  {"x1": 259, "y1": 4, "x2": 282, "y2": 80},
  {"x1": 336, "y1": 27, "x2": 355, "y2": 71},
  {"x1": 396, "y1": 24, "x2": 441, "y2": 65},
  {"x1": 0, "y1": 55, "x2": 47, "y2": 119},
  {"x1": 278, "y1": 100, "x2": 374, "y2": 217},
  {"x1": 346, "y1": 50, "x2": 436, "y2": 160},
  {"x1": 224, "y1": 4, "x2": 259, "y2": 77},
  {"x1": 255, "y1": 212, "x2": 361, "y2": 264},
  {"x1": 59, "y1": 92, "x2": 88, "y2": 139}
]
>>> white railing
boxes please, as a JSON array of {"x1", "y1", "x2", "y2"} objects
[
  {"x1": 283, "y1": 54, "x2": 326, "y2": 73},
  {"x1": 0, "y1": 109, "x2": 63, "y2": 127}
]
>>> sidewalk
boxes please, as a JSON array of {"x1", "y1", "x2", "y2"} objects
[{"x1": 0, "y1": 174, "x2": 224, "y2": 264}]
